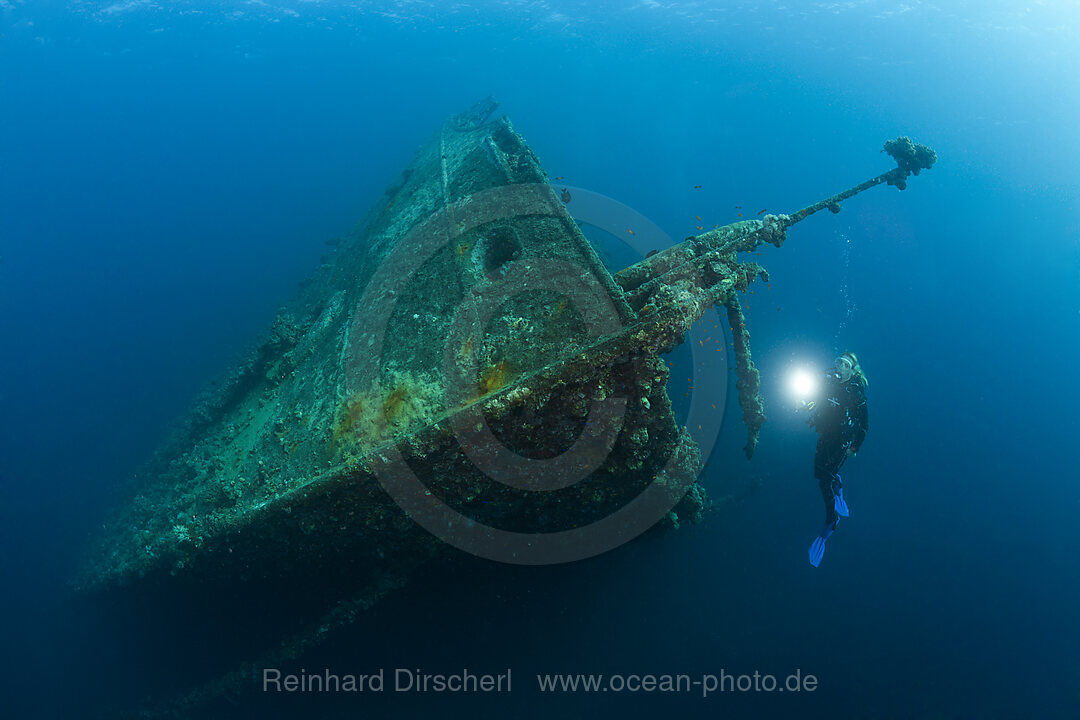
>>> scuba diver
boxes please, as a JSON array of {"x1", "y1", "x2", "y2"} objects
[{"x1": 807, "y1": 352, "x2": 869, "y2": 567}]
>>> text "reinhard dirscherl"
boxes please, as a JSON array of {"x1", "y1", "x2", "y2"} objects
[{"x1": 263, "y1": 668, "x2": 511, "y2": 693}]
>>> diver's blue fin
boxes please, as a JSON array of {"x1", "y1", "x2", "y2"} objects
[
  {"x1": 834, "y1": 487, "x2": 850, "y2": 517},
  {"x1": 832, "y1": 474, "x2": 849, "y2": 517},
  {"x1": 808, "y1": 536, "x2": 827, "y2": 567},
  {"x1": 808, "y1": 520, "x2": 838, "y2": 568}
]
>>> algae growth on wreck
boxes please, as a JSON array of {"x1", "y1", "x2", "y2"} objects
[{"x1": 72, "y1": 98, "x2": 933, "y2": 711}]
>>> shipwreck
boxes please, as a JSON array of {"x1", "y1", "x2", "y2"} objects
[{"x1": 76, "y1": 97, "x2": 935, "y2": 706}]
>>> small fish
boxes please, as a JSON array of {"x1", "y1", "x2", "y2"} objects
[
  {"x1": 734, "y1": 205, "x2": 742, "y2": 209},
  {"x1": 693, "y1": 185, "x2": 702, "y2": 189},
  {"x1": 695, "y1": 215, "x2": 701, "y2": 221},
  {"x1": 645, "y1": 249, "x2": 659, "y2": 258},
  {"x1": 555, "y1": 176, "x2": 564, "y2": 180},
  {"x1": 757, "y1": 208, "x2": 767, "y2": 215},
  {"x1": 696, "y1": 225, "x2": 703, "y2": 230},
  {"x1": 737, "y1": 213, "x2": 743, "y2": 217},
  {"x1": 626, "y1": 228, "x2": 635, "y2": 235},
  {"x1": 560, "y1": 188, "x2": 572, "y2": 203}
]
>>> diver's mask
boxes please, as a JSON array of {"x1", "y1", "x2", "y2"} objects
[{"x1": 836, "y1": 356, "x2": 854, "y2": 382}]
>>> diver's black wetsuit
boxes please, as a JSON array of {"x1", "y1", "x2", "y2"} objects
[{"x1": 812, "y1": 370, "x2": 869, "y2": 526}]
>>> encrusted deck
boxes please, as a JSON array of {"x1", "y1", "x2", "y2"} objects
[{"x1": 74, "y1": 99, "x2": 934, "y2": 711}]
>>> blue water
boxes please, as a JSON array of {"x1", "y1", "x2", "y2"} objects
[{"x1": 2, "y1": 2, "x2": 1078, "y2": 718}]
